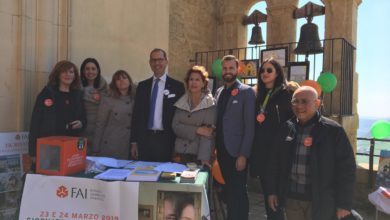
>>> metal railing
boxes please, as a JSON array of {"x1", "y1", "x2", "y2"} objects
[
  {"x1": 194, "y1": 38, "x2": 355, "y2": 117},
  {"x1": 356, "y1": 137, "x2": 390, "y2": 187}
]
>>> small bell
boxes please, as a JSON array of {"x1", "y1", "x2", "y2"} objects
[
  {"x1": 294, "y1": 17, "x2": 323, "y2": 55},
  {"x1": 248, "y1": 23, "x2": 265, "y2": 45}
]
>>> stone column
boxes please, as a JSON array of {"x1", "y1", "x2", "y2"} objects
[
  {"x1": 265, "y1": 0, "x2": 298, "y2": 61},
  {"x1": 322, "y1": 0, "x2": 362, "y2": 152},
  {"x1": 217, "y1": 0, "x2": 249, "y2": 49},
  {"x1": 19, "y1": 0, "x2": 70, "y2": 130}
]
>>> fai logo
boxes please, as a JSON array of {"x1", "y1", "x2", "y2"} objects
[{"x1": 57, "y1": 185, "x2": 68, "y2": 198}]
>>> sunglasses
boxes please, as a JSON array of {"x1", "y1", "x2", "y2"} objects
[{"x1": 259, "y1": 67, "x2": 274, "y2": 74}]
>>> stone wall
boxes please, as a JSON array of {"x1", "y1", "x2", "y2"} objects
[
  {"x1": 69, "y1": 0, "x2": 170, "y2": 83},
  {"x1": 0, "y1": 0, "x2": 170, "y2": 131},
  {"x1": 168, "y1": 0, "x2": 218, "y2": 80}
]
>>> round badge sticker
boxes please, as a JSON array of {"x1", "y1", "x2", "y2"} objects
[
  {"x1": 304, "y1": 137, "x2": 313, "y2": 147},
  {"x1": 231, "y1": 88, "x2": 239, "y2": 96},
  {"x1": 44, "y1": 99, "x2": 53, "y2": 107},
  {"x1": 256, "y1": 113, "x2": 265, "y2": 123},
  {"x1": 163, "y1": 90, "x2": 170, "y2": 96},
  {"x1": 93, "y1": 93, "x2": 101, "y2": 101}
]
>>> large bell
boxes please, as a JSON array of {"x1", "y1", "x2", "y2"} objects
[
  {"x1": 248, "y1": 23, "x2": 265, "y2": 45},
  {"x1": 294, "y1": 18, "x2": 323, "y2": 55}
]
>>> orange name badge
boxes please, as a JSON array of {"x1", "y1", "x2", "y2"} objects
[
  {"x1": 44, "y1": 99, "x2": 53, "y2": 107},
  {"x1": 231, "y1": 88, "x2": 239, "y2": 96},
  {"x1": 304, "y1": 137, "x2": 313, "y2": 147},
  {"x1": 93, "y1": 93, "x2": 101, "y2": 101},
  {"x1": 256, "y1": 113, "x2": 265, "y2": 123}
]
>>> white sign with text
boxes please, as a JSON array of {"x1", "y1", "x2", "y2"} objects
[{"x1": 19, "y1": 174, "x2": 139, "y2": 220}]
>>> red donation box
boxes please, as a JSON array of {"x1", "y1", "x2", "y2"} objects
[{"x1": 36, "y1": 136, "x2": 87, "y2": 176}]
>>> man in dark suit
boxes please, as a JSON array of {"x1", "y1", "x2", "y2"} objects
[
  {"x1": 215, "y1": 55, "x2": 256, "y2": 220},
  {"x1": 130, "y1": 48, "x2": 185, "y2": 162}
]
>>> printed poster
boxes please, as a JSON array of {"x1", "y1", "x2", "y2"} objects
[
  {"x1": 19, "y1": 174, "x2": 139, "y2": 220},
  {"x1": 0, "y1": 132, "x2": 29, "y2": 219}
]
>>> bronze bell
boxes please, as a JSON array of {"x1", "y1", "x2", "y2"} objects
[
  {"x1": 294, "y1": 17, "x2": 323, "y2": 55},
  {"x1": 248, "y1": 23, "x2": 265, "y2": 45}
]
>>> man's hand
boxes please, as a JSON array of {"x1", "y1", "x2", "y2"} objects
[
  {"x1": 336, "y1": 208, "x2": 351, "y2": 219},
  {"x1": 201, "y1": 160, "x2": 211, "y2": 168},
  {"x1": 235, "y1": 156, "x2": 246, "y2": 171},
  {"x1": 268, "y1": 195, "x2": 278, "y2": 212},
  {"x1": 130, "y1": 143, "x2": 138, "y2": 159},
  {"x1": 196, "y1": 126, "x2": 214, "y2": 137}
]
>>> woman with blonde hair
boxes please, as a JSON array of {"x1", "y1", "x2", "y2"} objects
[{"x1": 93, "y1": 70, "x2": 136, "y2": 159}]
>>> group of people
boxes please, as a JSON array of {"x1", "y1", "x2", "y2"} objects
[{"x1": 28, "y1": 48, "x2": 356, "y2": 220}]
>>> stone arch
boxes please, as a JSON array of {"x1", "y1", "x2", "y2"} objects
[{"x1": 244, "y1": 0, "x2": 266, "y2": 15}]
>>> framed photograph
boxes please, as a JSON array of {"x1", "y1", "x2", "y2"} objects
[
  {"x1": 157, "y1": 191, "x2": 202, "y2": 220},
  {"x1": 138, "y1": 204, "x2": 153, "y2": 220},
  {"x1": 260, "y1": 47, "x2": 288, "y2": 67},
  {"x1": 207, "y1": 76, "x2": 217, "y2": 95},
  {"x1": 376, "y1": 150, "x2": 390, "y2": 188},
  {"x1": 287, "y1": 61, "x2": 310, "y2": 84},
  {"x1": 240, "y1": 77, "x2": 257, "y2": 87},
  {"x1": 239, "y1": 60, "x2": 258, "y2": 77}
]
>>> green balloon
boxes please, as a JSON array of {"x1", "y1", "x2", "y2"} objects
[
  {"x1": 317, "y1": 72, "x2": 337, "y2": 93},
  {"x1": 212, "y1": 59, "x2": 222, "y2": 80},
  {"x1": 371, "y1": 120, "x2": 390, "y2": 139}
]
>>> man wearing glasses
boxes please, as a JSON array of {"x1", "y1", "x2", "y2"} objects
[
  {"x1": 130, "y1": 48, "x2": 185, "y2": 162},
  {"x1": 267, "y1": 86, "x2": 356, "y2": 220}
]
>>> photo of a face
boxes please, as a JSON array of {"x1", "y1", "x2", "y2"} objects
[
  {"x1": 157, "y1": 191, "x2": 201, "y2": 220},
  {"x1": 138, "y1": 204, "x2": 153, "y2": 220}
]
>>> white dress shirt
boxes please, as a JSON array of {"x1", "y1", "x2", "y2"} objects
[{"x1": 150, "y1": 73, "x2": 167, "y2": 130}]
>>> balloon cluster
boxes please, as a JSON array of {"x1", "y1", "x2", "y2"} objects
[
  {"x1": 300, "y1": 72, "x2": 338, "y2": 96},
  {"x1": 371, "y1": 120, "x2": 390, "y2": 139}
]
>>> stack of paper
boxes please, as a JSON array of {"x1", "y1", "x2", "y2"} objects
[
  {"x1": 94, "y1": 169, "x2": 131, "y2": 181},
  {"x1": 179, "y1": 169, "x2": 199, "y2": 183}
]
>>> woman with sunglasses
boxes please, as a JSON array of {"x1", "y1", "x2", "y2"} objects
[{"x1": 250, "y1": 58, "x2": 294, "y2": 220}]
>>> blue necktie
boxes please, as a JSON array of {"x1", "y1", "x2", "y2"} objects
[{"x1": 148, "y1": 78, "x2": 159, "y2": 129}]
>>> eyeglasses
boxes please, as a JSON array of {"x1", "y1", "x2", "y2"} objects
[
  {"x1": 291, "y1": 98, "x2": 315, "y2": 106},
  {"x1": 259, "y1": 67, "x2": 274, "y2": 74},
  {"x1": 150, "y1": 58, "x2": 166, "y2": 63}
]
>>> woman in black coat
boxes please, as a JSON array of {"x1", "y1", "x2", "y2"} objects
[
  {"x1": 249, "y1": 58, "x2": 293, "y2": 220},
  {"x1": 28, "y1": 60, "x2": 86, "y2": 171}
]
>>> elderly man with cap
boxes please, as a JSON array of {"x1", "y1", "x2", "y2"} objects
[{"x1": 266, "y1": 86, "x2": 356, "y2": 220}]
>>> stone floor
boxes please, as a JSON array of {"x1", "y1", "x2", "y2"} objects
[{"x1": 215, "y1": 177, "x2": 390, "y2": 220}]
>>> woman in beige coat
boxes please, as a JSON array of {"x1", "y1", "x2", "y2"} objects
[
  {"x1": 80, "y1": 58, "x2": 108, "y2": 154},
  {"x1": 92, "y1": 70, "x2": 135, "y2": 159},
  {"x1": 172, "y1": 66, "x2": 216, "y2": 167}
]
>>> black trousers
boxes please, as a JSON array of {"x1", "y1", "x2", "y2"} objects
[
  {"x1": 260, "y1": 177, "x2": 285, "y2": 220},
  {"x1": 217, "y1": 143, "x2": 249, "y2": 220},
  {"x1": 139, "y1": 131, "x2": 173, "y2": 162}
]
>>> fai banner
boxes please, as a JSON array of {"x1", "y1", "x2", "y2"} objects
[{"x1": 19, "y1": 174, "x2": 139, "y2": 220}]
